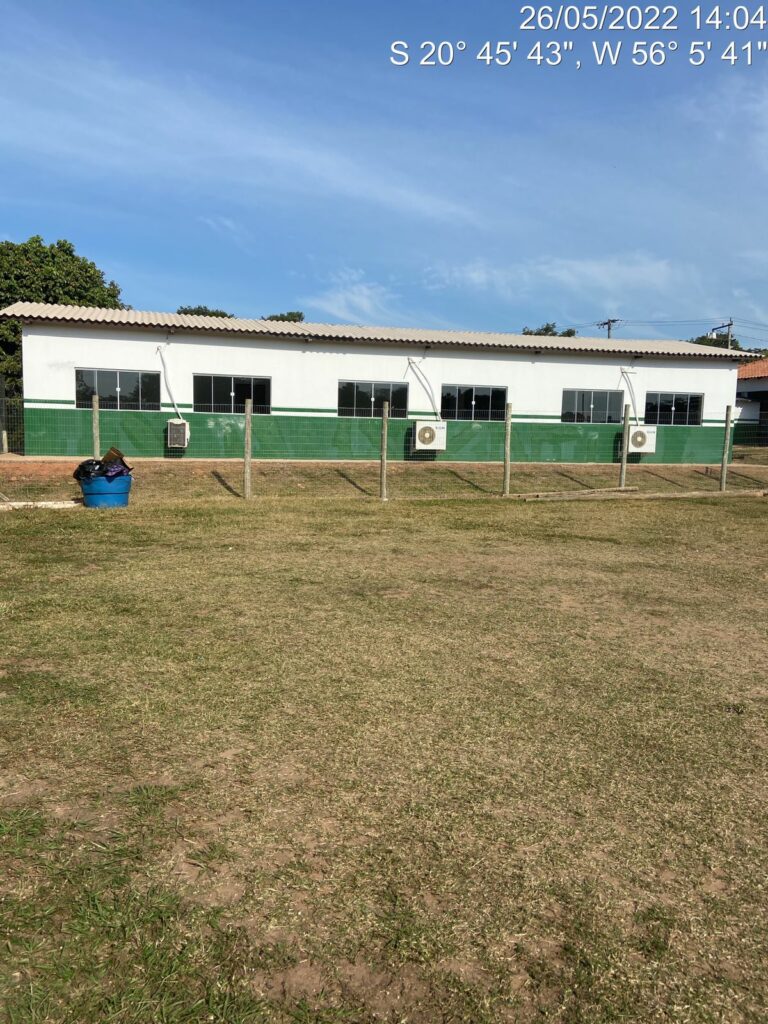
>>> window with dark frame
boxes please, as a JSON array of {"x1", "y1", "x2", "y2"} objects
[
  {"x1": 192, "y1": 375, "x2": 271, "y2": 414},
  {"x1": 440, "y1": 385, "x2": 507, "y2": 421},
  {"x1": 644, "y1": 392, "x2": 703, "y2": 426},
  {"x1": 337, "y1": 381, "x2": 408, "y2": 417},
  {"x1": 561, "y1": 389, "x2": 624, "y2": 424},
  {"x1": 75, "y1": 369, "x2": 161, "y2": 411}
]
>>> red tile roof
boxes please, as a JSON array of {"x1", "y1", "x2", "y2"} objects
[{"x1": 739, "y1": 357, "x2": 768, "y2": 380}]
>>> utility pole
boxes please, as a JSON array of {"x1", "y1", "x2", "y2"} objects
[
  {"x1": 597, "y1": 318, "x2": 621, "y2": 339},
  {"x1": 709, "y1": 319, "x2": 734, "y2": 350}
]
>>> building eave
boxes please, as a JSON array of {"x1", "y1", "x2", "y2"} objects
[{"x1": 0, "y1": 302, "x2": 756, "y2": 362}]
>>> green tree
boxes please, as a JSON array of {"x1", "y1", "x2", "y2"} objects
[
  {"x1": 176, "y1": 305, "x2": 234, "y2": 318},
  {"x1": 688, "y1": 332, "x2": 743, "y2": 351},
  {"x1": 265, "y1": 311, "x2": 304, "y2": 323},
  {"x1": 0, "y1": 236, "x2": 123, "y2": 395},
  {"x1": 522, "y1": 321, "x2": 577, "y2": 337}
]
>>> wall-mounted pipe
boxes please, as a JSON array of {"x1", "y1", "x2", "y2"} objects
[
  {"x1": 406, "y1": 355, "x2": 440, "y2": 419},
  {"x1": 157, "y1": 337, "x2": 185, "y2": 421}
]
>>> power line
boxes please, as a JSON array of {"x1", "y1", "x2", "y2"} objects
[
  {"x1": 555, "y1": 315, "x2": 768, "y2": 341},
  {"x1": 733, "y1": 332, "x2": 768, "y2": 345},
  {"x1": 619, "y1": 318, "x2": 729, "y2": 326},
  {"x1": 596, "y1": 318, "x2": 621, "y2": 338},
  {"x1": 557, "y1": 321, "x2": 603, "y2": 330},
  {"x1": 570, "y1": 317, "x2": 733, "y2": 332},
  {"x1": 733, "y1": 317, "x2": 768, "y2": 331}
]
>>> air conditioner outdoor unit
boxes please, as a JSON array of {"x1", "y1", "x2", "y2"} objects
[
  {"x1": 167, "y1": 418, "x2": 190, "y2": 449},
  {"x1": 628, "y1": 425, "x2": 657, "y2": 454},
  {"x1": 413, "y1": 420, "x2": 447, "y2": 452}
]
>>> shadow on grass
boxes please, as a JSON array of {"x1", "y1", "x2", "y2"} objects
[
  {"x1": 556, "y1": 469, "x2": 593, "y2": 489},
  {"x1": 211, "y1": 470, "x2": 241, "y2": 498},
  {"x1": 447, "y1": 469, "x2": 497, "y2": 495},
  {"x1": 641, "y1": 468, "x2": 688, "y2": 488},
  {"x1": 336, "y1": 469, "x2": 373, "y2": 496},
  {"x1": 726, "y1": 469, "x2": 768, "y2": 488},
  {"x1": 692, "y1": 468, "x2": 723, "y2": 488}
]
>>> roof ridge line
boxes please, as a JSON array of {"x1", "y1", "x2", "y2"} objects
[{"x1": 0, "y1": 302, "x2": 756, "y2": 359}]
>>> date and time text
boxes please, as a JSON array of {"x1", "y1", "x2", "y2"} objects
[{"x1": 390, "y1": 6, "x2": 768, "y2": 68}]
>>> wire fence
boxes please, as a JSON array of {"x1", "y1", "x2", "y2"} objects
[
  {"x1": 5, "y1": 399, "x2": 767, "y2": 460},
  {"x1": 1, "y1": 396, "x2": 767, "y2": 505},
  {"x1": 734, "y1": 419, "x2": 768, "y2": 447},
  {"x1": 0, "y1": 395, "x2": 23, "y2": 456}
]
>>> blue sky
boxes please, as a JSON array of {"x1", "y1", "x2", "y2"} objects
[{"x1": 1, "y1": 0, "x2": 767, "y2": 342}]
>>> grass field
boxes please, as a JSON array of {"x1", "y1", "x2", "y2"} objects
[{"x1": 1, "y1": 462, "x2": 767, "y2": 1022}]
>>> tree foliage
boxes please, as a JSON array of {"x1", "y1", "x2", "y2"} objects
[
  {"x1": 522, "y1": 321, "x2": 577, "y2": 338},
  {"x1": 688, "y1": 332, "x2": 743, "y2": 352},
  {"x1": 266, "y1": 311, "x2": 304, "y2": 323},
  {"x1": 0, "y1": 236, "x2": 123, "y2": 395},
  {"x1": 176, "y1": 305, "x2": 234, "y2": 318}
]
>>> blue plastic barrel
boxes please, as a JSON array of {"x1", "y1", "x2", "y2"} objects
[{"x1": 79, "y1": 475, "x2": 132, "y2": 509}]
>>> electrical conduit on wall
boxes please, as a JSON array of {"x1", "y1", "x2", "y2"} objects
[
  {"x1": 157, "y1": 339, "x2": 185, "y2": 422},
  {"x1": 620, "y1": 366, "x2": 640, "y2": 425},
  {"x1": 406, "y1": 356, "x2": 441, "y2": 420}
]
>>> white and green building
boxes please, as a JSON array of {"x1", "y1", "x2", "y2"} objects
[{"x1": 2, "y1": 302, "x2": 750, "y2": 463}]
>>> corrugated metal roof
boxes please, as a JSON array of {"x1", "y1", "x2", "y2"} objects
[
  {"x1": 738, "y1": 356, "x2": 768, "y2": 379},
  {"x1": 0, "y1": 301, "x2": 754, "y2": 360}
]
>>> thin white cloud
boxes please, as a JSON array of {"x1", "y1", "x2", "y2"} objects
[
  {"x1": 736, "y1": 249, "x2": 768, "y2": 272},
  {"x1": 0, "y1": 40, "x2": 476, "y2": 226},
  {"x1": 682, "y1": 75, "x2": 768, "y2": 167},
  {"x1": 304, "y1": 269, "x2": 404, "y2": 324},
  {"x1": 198, "y1": 216, "x2": 256, "y2": 255},
  {"x1": 730, "y1": 287, "x2": 768, "y2": 327},
  {"x1": 428, "y1": 252, "x2": 703, "y2": 310}
]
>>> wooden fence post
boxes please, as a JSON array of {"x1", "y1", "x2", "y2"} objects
[
  {"x1": 502, "y1": 403, "x2": 512, "y2": 497},
  {"x1": 243, "y1": 398, "x2": 253, "y2": 499},
  {"x1": 91, "y1": 394, "x2": 100, "y2": 459},
  {"x1": 380, "y1": 401, "x2": 389, "y2": 502},
  {"x1": 619, "y1": 404, "x2": 630, "y2": 489},
  {"x1": 720, "y1": 404, "x2": 733, "y2": 493}
]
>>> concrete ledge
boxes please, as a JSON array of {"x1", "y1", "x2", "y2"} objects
[
  {"x1": 523, "y1": 489, "x2": 768, "y2": 503},
  {"x1": 508, "y1": 486, "x2": 639, "y2": 499},
  {"x1": 0, "y1": 499, "x2": 82, "y2": 511}
]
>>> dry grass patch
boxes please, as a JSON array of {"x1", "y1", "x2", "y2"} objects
[
  {"x1": 2, "y1": 453, "x2": 768, "y2": 504},
  {"x1": 0, "y1": 490, "x2": 767, "y2": 1022}
]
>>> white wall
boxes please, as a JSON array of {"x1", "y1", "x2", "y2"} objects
[
  {"x1": 737, "y1": 378, "x2": 768, "y2": 399},
  {"x1": 734, "y1": 398, "x2": 761, "y2": 423},
  {"x1": 22, "y1": 324, "x2": 740, "y2": 421}
]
